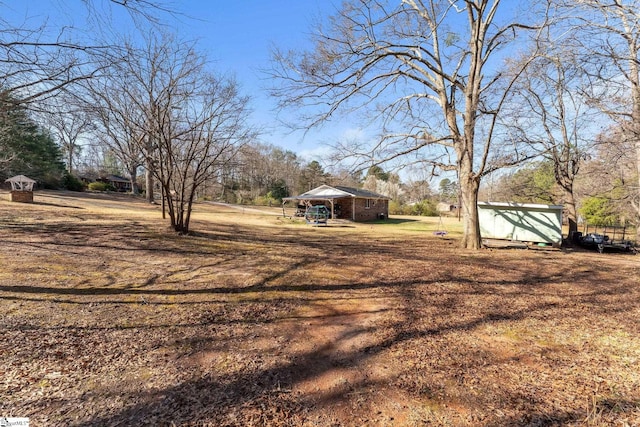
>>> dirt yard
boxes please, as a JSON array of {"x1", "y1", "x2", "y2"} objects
[{"x1": 0, "y1": 191, "x2": 639, "y2": 426}]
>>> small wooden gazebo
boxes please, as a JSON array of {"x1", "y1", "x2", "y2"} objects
[{"x1": 5, "y1": 175, "x2": 36, "y2": 203}]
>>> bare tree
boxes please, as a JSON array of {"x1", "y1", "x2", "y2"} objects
[
  {"x1": 271, "y1": 0, "x2": 547, "y2": 249},
  {"x1": 568, "y1": 0, "x2": 640, "y2": 239},
  {"x1": 81, "y1": 34, "x2": 191, "y2": 202},
  {"x1": 505, "y1": 48, "x2": 596, "y2": 235},
  {"x1": 0, "y1": 1, "x2": 175, "y2": 107},
  {"x1": 40, "y1": 101, "x2": 94, "y2": 175},
  {"x1": 86, "y1": 86, "x2": 146, "y2": 193},
  {"x1": 94, "y1": 33, "x2": 254, "y2": 233},
  {"x1": 576, "y1": 126, "x2": 639, "y2": 226},
  {"x1": 160, "y1": 76, "x2": 254, "y2": 233}
]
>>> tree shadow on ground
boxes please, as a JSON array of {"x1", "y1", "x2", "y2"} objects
[
  {"x1": 2, "y1": 201, "x2": 639, "y2": 426},
  {"x1": 72, "y1": 302, "x2": 562, "y2": 426},
  {"x1": 372, "y1": 218, "x2": 422, "y2": 224},
  {"x1": 30, "y1": 201, "x2": 85, "y2": 209}
]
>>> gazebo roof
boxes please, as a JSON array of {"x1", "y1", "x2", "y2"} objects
[
  {"x1": 5, "y1": 174, "x2": 36, "y2": 192},
  {"x1": 5, "y1": 175, "x2": 36, "y2": 184}
]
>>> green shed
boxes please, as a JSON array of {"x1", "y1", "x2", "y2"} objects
[{"x1": 478, "y1": 202, "x2": 563, "y2": 247}]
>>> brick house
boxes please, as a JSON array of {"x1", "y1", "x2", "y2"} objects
[{"x1": 284, "y1": 185, "x2": 390, "y2": 222}]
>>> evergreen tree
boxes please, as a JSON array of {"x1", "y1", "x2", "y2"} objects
[
  {"x1": 492, "y1": 161, "x2": 556, "y2": 204},
  {"x1": 367, "y1": 165, "x2": 389, "y2": 182},
  {"x1": 580, "y1": 196, "x2": 619, "y2": 226},
  {"x1": 299, "y1": 161, "x2": 328, "y2": 192},
  {"x1": 438, "y1": 178, "x2": 458, "y2": 203},
  {"x1": 0, "y1": 93, "x2": 65, "y2": 187}
]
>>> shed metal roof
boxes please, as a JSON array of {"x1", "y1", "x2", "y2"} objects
[{"x1": 478, "y1": 202, "x2": 563, "y2": 210}]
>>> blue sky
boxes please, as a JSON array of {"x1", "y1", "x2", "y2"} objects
[
  {"x1": 5, "y1": 1, "x2": 537, "y2": 180},
  {"x1": 5, "y1": 0, "x2": 347, "y2": 162},
  {"x1": 171, "y1": 1, "x2": 346, "y2": 160}
]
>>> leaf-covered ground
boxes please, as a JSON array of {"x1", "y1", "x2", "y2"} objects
[{"x1": 0, "y1": 191, "x2": 639, "y2": 426}]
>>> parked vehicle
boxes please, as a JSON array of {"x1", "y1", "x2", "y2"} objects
[
  {"x1": 576, "y1": 232, "x2": 637, "y2": 254},
  {"x1": 305, "y1": 205, "x2": 330, "y2": 224}
]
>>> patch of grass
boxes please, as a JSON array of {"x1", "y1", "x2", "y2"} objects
[
  {"x1": 371, "y1": 215, "x2": 464, "y2": 237},
  {"x1": 497, "y1": 326, "x2": 527, "y2": 343}
]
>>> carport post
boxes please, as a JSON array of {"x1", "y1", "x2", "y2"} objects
[{"x1": 352, "y1": 198, "x2": 356, "y2": 221}]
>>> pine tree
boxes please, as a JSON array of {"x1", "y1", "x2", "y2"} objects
[{"x1": 0, "y1": 93, "x2": 65, "y2": 187}]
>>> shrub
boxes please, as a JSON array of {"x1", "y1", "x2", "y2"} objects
[
  {"x1": 224, "y1": 192, "x2": 238, "y2": 204},
  {"x1": 411, "y1": 200, "x2": 438, "y2": 216},
  {"x1": 88, "y1": 181, "x2": 115, "y2": 192},
  {"x1": 389, "y1": 200, "x2": 438, "y2": 216},
  {"x1": 62, "y1": 172, "x2": 85, "y2": 191},
  {"x1": 388, "y1": 200, "x2": 403, "y2": 215},
  {"x1": 253, "y1": 195, "x2": 278, "y2": 206}
]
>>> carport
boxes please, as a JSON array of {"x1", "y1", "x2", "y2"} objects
[{"x1": 283, "y1": 185, "x2": 390, "y2": 222}]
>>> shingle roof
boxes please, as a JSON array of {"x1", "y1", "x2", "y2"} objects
[
  {"x1": 284, "y1": 184, "x2": 390, "y2": 200},
  {"x1": 333, "y1": 185, "x2": 389, "y2": 199},
  {"x1": 103, "y1": 175, "x2": 130, "y2": 183}
]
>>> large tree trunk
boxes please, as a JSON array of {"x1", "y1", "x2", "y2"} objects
[
  {"x1": 458, "y1": 136, "x2": 481, "y2": 249},
  {"x1": 128, "y1": 164, "x2": 139, "y2": 194},
  {"x1": 562, "y1": 185, "x2": 578, "y2": 238},
  {"x1": 459, "y1": 175, "x2": 481, "y2": 250}
]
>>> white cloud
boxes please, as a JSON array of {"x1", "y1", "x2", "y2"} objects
[
  {"x1": 340, "y1": 127, "x2": 367, "y2": 141},
  {"x1": 297, "y1": 145, "x2": 333, "y2": 162}
]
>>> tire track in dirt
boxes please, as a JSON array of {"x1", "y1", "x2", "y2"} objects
[{"x1": 270, "y1": 295, "x2": 423, "y2": 424}]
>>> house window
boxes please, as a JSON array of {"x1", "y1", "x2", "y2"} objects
[{"x1": 365, "y1": 199, "x2": 371, "y2": 209}]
